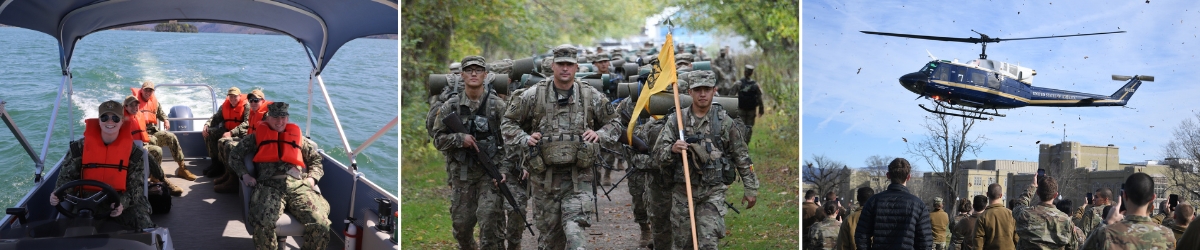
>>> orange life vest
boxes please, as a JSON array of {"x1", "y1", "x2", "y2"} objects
[
  {"x1": 221, "y1": 94, "x2": 248, "y2": 130},
  {"x1": 246, "y1": 100, "x2": 272, "y2": 134},
  {"x1": 130, "y1": 88, "x2": 159, "y2": 125},
  {"x1": 122, "y1": 112, "x2": 150, "y2": 142},
  {"x1": 252, "y1": 122, "x2": 305, "y2": 168},
  {"x1": 81, "y1": 118, "x2": 133, "y2": 192}
]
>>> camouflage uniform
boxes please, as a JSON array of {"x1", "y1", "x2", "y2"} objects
[
  {"x1": 711, "y1": 49, "x2": 737, "y2": 97},
  {"x1": 57, "y1": 137, "x2": 155, "y2": 230},
  {"x1": 1081, "y1": 215, "x2": 1176, "y2": 249},
  {"x1": 431, "y1": 81, "x2": 510, "y2": 250},
  {"x1": 228, "y1": 103, "x2": 330, "y2": 250},
  {"x1": 1011, "y1": 183, "x2": 1081, "y2": 250},
  {"x1": 500, "y1": 45, "x2": 623, "y2": 250},
  {"x1": 503, "y1": 85, "x2": 535, "y2": 250},
  {"x1": 651, "y1": 73, "x2": 759, "y2": 249},
  {"x1": 733, "y1": 66, "x2": 763, "y2": 144},
  {"x1": 140, "y1": 95, "x2": 187, "y2": 170},
  {"x1": 805, "y1": 218, "x2": 839, "y2": 250},
  {"x1": 205, "y1": 92, "x2": 251, "y2": 168},
  {"x1": 1075, "y1": 204, "x2": 1106, "y2": 237},
  {"x1": 614, "y1": 97, "x2": 653, "y2": 245},
  {"x1": 930, "y1": 203, "x2": 950, "y2": 250},
  {"x1": 640, "y1": 115, "x2": 675, "y2": 249}
]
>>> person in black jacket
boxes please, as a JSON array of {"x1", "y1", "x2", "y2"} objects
[{"x1": 854, "y1": 158, "x2": 934, "y2": 250}]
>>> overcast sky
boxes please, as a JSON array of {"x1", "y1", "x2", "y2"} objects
[{"x1": 803, "y1": 0, "x2": 1200, "y2": 172}]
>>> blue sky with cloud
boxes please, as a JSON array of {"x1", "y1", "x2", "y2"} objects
[{"x1": 803, "y1": 0, "x2": 1200, "y2": 172}]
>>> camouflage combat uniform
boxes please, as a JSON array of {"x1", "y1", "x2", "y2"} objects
[
  {"x1": 204, "y1": 98, "x2": 251, "y2": 167},
  {"x1": 1011, "y1": 183, "x2": 1081, "y2": 249},
  {"x1": 228, "y1": 104, "x2": 330, "y2": 250},
  {"x1": 141, "y1": 99, "x2": 188, "y2": 169},
  {"x1": 1075, "y1": 204, "x2": 1106, "y2": 237},
  {"x1": 432, "y1": 88, "x2": 510, "y2": 250},
  {"x1": 500, "y1": 72, "x2": 622, "y2": 249},
  {"x1": 640, "y1": 114, "x2": 675, "y2": 249},
  {"x1": 614, "y1": 97, "x2": 653, "y2": 245},
  {"x1": 218, "y1": 111, "x2": 267, "y2": 167},
  {"x1": 805, "y1": 218, "x2": 839, "y2": 250},
  {"x1": 1081, "y1": 215, "x2": 1176, "y2": 249},
  {"x1": 651, "y1": 103, "x2": 759, "y2": 249},
  {"x1": 711, "y1": 51, "x2": 736, "y2": 97},
  {"x1": 57, "y1": 137, "x2": 155, "y2": 230},
  {"x1": 733, "y1": 74, "x2": 763, "y2": 144},
  {"x1": 502, "y1": 84, "x2": 536, "y2": 250}
]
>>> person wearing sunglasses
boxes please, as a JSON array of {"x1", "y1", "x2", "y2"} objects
[
  {"x1": 214, "y1": 88, "x2": 271, "y2": 193},
  {"x1": 228, "y1": 102, "x2": 331, "y2": 250},
  {"x1": 201, "y1": 87, "x2": 250, "y2": 185},
  {"x1": 50, "y1": 100, "x2": 155, "y2": 230},
  {"x1": 124, "y1": 96, "x2": 185, "y2": 196},
  {"x1": 131, "y1": 81, "x2": 196, "y2": 182}
]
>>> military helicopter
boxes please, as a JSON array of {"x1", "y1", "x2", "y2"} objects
[{"x1": 861, "y1": 30, "x2": 1152, "y2": 120}]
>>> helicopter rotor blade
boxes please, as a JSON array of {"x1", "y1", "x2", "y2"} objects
[
  {"x1": 860, "y1": 31, "x2": 982, "y2": 43},
  {"x1": 998, "y1": 31, "x2": 1126, "y2": 41}
]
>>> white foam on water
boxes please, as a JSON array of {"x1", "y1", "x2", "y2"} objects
[{"x1": 71, "y1": 50, "x2": 222, "y2": 131}]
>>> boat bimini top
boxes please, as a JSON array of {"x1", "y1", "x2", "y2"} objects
[{"x1": 0, "y1": 0, "x2": 399, "y2": 182}]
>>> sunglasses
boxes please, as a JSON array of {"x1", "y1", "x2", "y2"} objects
[
  {"x1": 249, "y1": 98, "x2": 262, "y2": 103},
  {"x1": 100, "y1": 114, "x2": 121, "y2": 123}
]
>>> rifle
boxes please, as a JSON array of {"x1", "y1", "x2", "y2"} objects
[
  {"x1": 441, "y1": 112, "x2": 536, "y2": 236},
  {"x1": 725, "y1": 201, "x2": 741, "y2": 214}
]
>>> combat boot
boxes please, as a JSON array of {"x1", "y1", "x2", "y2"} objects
[
  {"x1": 638, "y1": 222, "x2": 652, "y2": 248},
  {"x1": 213, "y1": 173, "x2": 239, "y2": 194},
  {"x1": 213, "y1": 170, "x2": 232, "y2": 185},
  {"x1": 176, "y1": 160, "x2": 198, "y2": 181},
  {"x1": 165, "y1": 180, "x2": 184, "y2": 196},
  {"x1": 203, "y1": 161, "x2": 225, "y2": 178}
]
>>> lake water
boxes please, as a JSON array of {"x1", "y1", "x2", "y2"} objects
[{"x1": 0, "y1": 28, "x2": 398, "y2": 209}]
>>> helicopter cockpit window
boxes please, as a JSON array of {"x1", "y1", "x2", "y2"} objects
[{"x1": 920, "y1": 62, "x2": 939, "y2": 76}]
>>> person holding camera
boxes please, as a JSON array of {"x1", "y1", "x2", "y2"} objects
[{"x1": 1081, "y1": 173, "x2": 1176, "y2": 249}]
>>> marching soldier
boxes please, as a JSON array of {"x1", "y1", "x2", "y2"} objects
[
  {"x1": 651, "y1": 71, "x2": 759, "y2": 249},
  {"x1": 735, "y1": 65, "x2": 763, "y2": 143},
  {"x1": 613, "y1": 85, "x2": 654, "y2": 247},
  {"x1": 500, "y1": 45, "x2": 622, "y2": 249},
  {"x1": 712, "y1": 47, "x2": 736, "y2": 97},
  {"x1": 432, "y1": 56, "x2": 512, "y2": 249},
  {"x1": 228, "y1": 102, "x2": 331, "y2": 250}
]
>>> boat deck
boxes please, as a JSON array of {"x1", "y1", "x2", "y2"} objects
[{"x1": 156, "y1": 157, "x2": 344, "y2": 250}]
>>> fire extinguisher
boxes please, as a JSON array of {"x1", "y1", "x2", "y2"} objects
[{"x1": 345, "y1": 219, "x2": 360, "y2": 250}]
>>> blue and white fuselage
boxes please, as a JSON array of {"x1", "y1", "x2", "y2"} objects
[{"x1": 899, "y1": 59, "x2": 1148, "y2": 109}]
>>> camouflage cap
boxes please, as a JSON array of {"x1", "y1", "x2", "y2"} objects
[
  {"x1": 745, "y1": 64, "x2": 755, "y2": 70},
  {"x1": 123, "y1": 95, "x2": 139, "y2": 107},
  {"x1": 98, "y1": 100, "x2": 123, "y2": 116},
  {"x1": 676, "y1": 53, "x2": 695, "y2": 64},
  {"x1": 141, "y1": 81, "x2": 155, "y2": 90},
  {"x1": 460, "y1": 56, "x2": 487, "y2": 71},
  {"x1": 266, "y1": 102, "x2": 289, "y2": 117},
  {"x1": 688, "y1": 70, "x2": 716, "y2": 89},
  {"x1": 227, "y1": 87, "x2": 241, "y2": 95},
  {"x1": 540, "y1": 57, "x2": 554, "y2": 74},
  {"x1": 934, "y1": 197, "x2": 944, "y2": 206},
  {"x1": 249, "y1": 89, "x2": 265, "y2": 99},
  {"x1": 449, "y1": 62, "x2": 462, "y2": 73},
  {"x1": 552, "y1": 44, "x2": 578, "y2": 64},
  {"x1": 593, "y1": 52, "x2": 611, "y2": 62}
]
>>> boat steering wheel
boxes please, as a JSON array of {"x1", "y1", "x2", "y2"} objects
[{"x1": 52, "y1": 180, "x2": 120, "y2": 219}]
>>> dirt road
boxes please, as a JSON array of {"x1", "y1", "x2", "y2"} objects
[{"x1": 518, "y1": 169, "x2": 648, "y2": 250}]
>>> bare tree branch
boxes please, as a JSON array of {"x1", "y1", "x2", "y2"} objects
[
  {"x1": 905, "y1": 101, "x2": 988, "y2": 214},
  {"x1": 1163, "y1": 112, "x2": 1200, "y2": 201},
  {"x1": 803, "y1": 154, "x2": 851, "y2": 199}
]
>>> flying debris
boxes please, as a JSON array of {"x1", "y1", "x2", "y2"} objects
[
  {"x1": 903, "y1": 137, "x2": 908, "y2": 142},
  {"x1": 1036, "y1": 140, "x2": 1041, "y2": 144},
  {"x1": 857, "y1": 68, "x2": 862, "y2": 74}
]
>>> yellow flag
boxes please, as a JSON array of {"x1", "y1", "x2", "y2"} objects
[{"x1": 627, "y1": 34, "x2": 676, "y2": 145}]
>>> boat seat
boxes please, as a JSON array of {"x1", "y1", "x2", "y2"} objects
[{"x1": 241, "y1": 154, "x2": 305, "y2": 243}]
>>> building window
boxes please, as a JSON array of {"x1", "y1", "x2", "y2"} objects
[
  {"x1": 975, "y1": 177, "x2": 982, "y2": 186},
  {"x1": 988, "y1": 177, "x2": 994, "y2": 185},
  {"x1": 1092, "y1": 160, "x2": 1099, "y2": 169}
]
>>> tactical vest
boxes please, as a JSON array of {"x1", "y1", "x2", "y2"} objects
[
  {"x1": 738, "y1": 79, "x2": 759, "y2": 109},
  {"x1": 131, "y1": 88, "x2": 159, "y2": 125},
  {"x1": 79, "y1": 118, "x2": 133, "y2": 192},
  {"x1": 667, "y1": 105, "x2": 737, "y2": 186},
  {"x1": 447, "y1": 91, "x2": 501, "y2": 181},
  {"x1": 221, "y1": 95, "x2": 248, "y2": 130},
  {"x1": 530, "y1": 80, "x2": 597, "y2": 168},
  {"x1": 252, "y1": 122, "x2": 306, "y2": 168}
]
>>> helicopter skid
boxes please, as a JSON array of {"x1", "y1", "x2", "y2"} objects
[{"x1": 919, "y1": 101, "x2": 1006, "y2": 120}]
